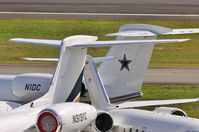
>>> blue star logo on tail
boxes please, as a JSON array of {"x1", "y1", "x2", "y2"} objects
[{"x1": 118, "y1": 54, "x2": 132, "y2": 71}]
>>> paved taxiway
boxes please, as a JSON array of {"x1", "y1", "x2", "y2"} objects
[
  {"x1": 0, "y1": 66, "x2": 198, "y2": 85},
  {"x1": 0, "y1": 0, "x2": 198, "y2": 21}
]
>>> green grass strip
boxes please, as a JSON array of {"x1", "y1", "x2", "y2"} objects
[
  {"x1": 137, "y1": 84, "x2": 199, "y2": 118},
  {"x1": 0, "y1": 19, "x2": 198, "y2": 67}
]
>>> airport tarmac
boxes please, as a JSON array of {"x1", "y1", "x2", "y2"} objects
[
  {"x1": 144, "y1": 68, "x2": 199, "y2": 85},
  {"x1": 0, "y1": 0, "x2": 198, "y2": 21},
  {"x1": 0, "y1": 65, "x2": 198, "y2": 85}
]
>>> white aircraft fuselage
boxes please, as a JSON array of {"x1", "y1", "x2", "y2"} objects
[
  {"x1": 0, "y1": 74, "x2": 51, "y2": 103},
  {"x1": 110, "y1": 109, "x2": 199, "y2": 132}
]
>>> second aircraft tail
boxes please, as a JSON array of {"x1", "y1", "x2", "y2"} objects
[{"x1": 99, "y1": 24, "x2": 182, "y2": 102}]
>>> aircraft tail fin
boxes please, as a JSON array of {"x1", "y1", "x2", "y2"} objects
[
  {"x1": 84, "y1": 55, "x2": 111, "y2": 111},
  {"x1": 98, "y1": 24, "x2": 189, "y2": 102},
  {"x1": 83, "y1": 55, "x2": 199, "y2": 111},
  {"x1": 9, "y1": 33, "x2": 188, "y2": 107},
  {"x1": 39, "y1": 35, "x2": 97, "y2": 104},
  {"x1": 34, "y1": 35, "x2": 182, "y2": 105}
]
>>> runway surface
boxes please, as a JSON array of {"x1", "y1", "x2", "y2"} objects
[
  {"x1": 144, "y1": 68, "x2": 199, "y2": 85},
  {"x1": 0, "y1": 0, "x2": 199, "y2": 21},
  {"x1": 0, "y1": 66, "x2": 198, "y2": 85}
]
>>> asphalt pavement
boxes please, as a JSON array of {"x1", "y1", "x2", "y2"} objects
[
  {"x1": 0, "y1": 66, "x2": 198, "y2": 85},
  {"x1": 0, "y1": 0, "x2": 198, "y2": 20}
]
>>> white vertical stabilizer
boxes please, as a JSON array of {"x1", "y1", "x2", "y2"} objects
[
  {"x1": 44, "y1": 36, "x2": 97, "y2": 104},
  {"x1": 98, "y1": 24, "x2": 171, "y2": 101},
  {"x1": 37, "y1": 35, "x2": 97, "y2": 104},
  {"x1": 84, "y1": 55, "x2": 111, "y2": 111}
]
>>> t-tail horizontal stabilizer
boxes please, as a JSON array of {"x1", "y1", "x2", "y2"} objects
[
  {"x1": 10, "y1": 38, "x2": 62, "y2": 47},
  {"x1": 10, "y1": 38, "x2": 188, "y2": 47},
  {"x1": 23, "y1": 57, "x2": 58, "y2": 62},
  {"x1": 107, "y1": 24, "x2": 199, "y2": 37},
  {"x1": 23, "y1": 56, "x2": 118, "y2": 63}
]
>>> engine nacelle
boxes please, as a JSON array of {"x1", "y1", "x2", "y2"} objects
[
  {"x1": 94, "y1": 111, "x2": 114, "y2": 132},
  {"x1": 36, "y1": 102, "x2": 97, "y2": 132},
  {"x1": 0, "y1": 73, "x2": 87, "y2": 103},
  {"x1": 83, "y1": 111, "x2": 114, "y2": 132},
  {"x1": 154, "y1": 107, "x2": 187, "y2": 117},
  {"x1": 0, "y1": 101, "x2": 21, "y2": 112},
  {"x1": 11, "y1": 73, "x2": 52, "y2": 103}
]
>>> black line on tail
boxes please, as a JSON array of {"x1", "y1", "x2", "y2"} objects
[
  {"x1": 110, "y1": 92, "x2": 142, "y2": 102},
  {"x1": 65, "y1": 68, "x2": 84, "y2": 102}
]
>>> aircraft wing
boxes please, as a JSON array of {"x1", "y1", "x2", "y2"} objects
[{"x1": 116, "y1": 98, "x2": 199, "y2": 108}]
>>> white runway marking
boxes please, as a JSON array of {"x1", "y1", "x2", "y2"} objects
[{"x1": 0, "y1": 12, "x2": 199, "y2": 17}]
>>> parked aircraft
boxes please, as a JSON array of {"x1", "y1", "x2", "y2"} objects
[
  {"x1": 0, "y1": 35, "x2": 100, "y2": 131},
  {"x1": 83, "y1": 55, "x2": 199, "y2": 132},
  {"x1": 0, "y1": 33, "x2": 188, "y2": 131},
  {"x1": 0, "y1": 24, "x2": 198, "y2": 112}
]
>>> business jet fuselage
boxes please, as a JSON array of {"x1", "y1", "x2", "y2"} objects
[
  {"x1": 0, "y1": 74, "x2": 52, "y2": 112},
  {"x1": 0, "y1": 74, "x2": 52, "y2": 103},
  {"x1": 110, "y1": 109, "x2": 199, "y2": 132}
]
